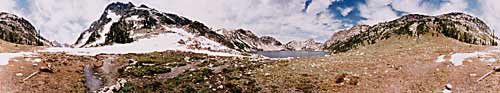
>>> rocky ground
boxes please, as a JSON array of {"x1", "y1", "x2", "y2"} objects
[
  {"x1": 257, "y1": 34, "x2": 500, "y2": 92},
  {"x1": 1, "y1": 34, "x2": 500, "y2": 92},
  {"x1": 0, "y1": 50, "x2": 277, "y2": 92}
]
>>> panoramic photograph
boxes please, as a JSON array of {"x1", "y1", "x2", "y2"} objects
[{"x1": 0, "y1": 0, "x2": 500, "y2": 92}]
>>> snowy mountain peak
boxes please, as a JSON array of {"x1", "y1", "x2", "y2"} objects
[
  {"x1": 73, "y1": 2, "x2": 194, "y2": 48},
  {"x1": 73, "y1": 2, "x2": 283, "y2": 52}
]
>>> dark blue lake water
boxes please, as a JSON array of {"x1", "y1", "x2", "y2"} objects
[{"x1": 255, "y1": 51, "x2": 328, "y2": 58}]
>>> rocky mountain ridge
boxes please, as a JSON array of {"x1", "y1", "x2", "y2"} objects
[
  {"x1": 323, "y1": 12, "x2": 499, "y2": 53},
  {"x1": 217, "y1": 28, "x2": 284, "y2": 51},
  {"x1": 284, "y1": 39, "x2": 323, "y2": 51},
  {"x1": 0, "y1": 12, "x2": 51, "y2": 46}
]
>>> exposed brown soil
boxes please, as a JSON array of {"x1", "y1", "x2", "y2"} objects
[
  {"x1": 0, "y1": 40, "x2": 45, "y2": 53},
  {"x1": 0, "y1": 53, "x2": 104, "y2": 92}
]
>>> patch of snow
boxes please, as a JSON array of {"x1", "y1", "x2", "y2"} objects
[
  {"x1": 450, "y1": 52, "x2": 489, "y2": 66},
  {"x1": 0, "y1": 52, "x2": 35, "y2": 65},
  {"x1": 33, "y1": 58, "x2": 42, "y2": 63},
  {"x1": 126, "y1": 15, "x2": 140, "y2": 21},
  {"x1": 443, "y1": 84, "x2": 452, "y2": 93},
  {"x1": 487, "y1": 58, "x2": 496, "y2": 62},
  {"x1": 166, "y1": 27, "x2": 230, "y2": 50},
  {"x1": 98, "y1": 78, "x2": 127, "y2": 93},
  {"x1": 125, "y1": 15, "x2": 144, "y2": 29},
  {"x1": 214, "y1": 29, "x2": 225, "y2": 35},
  {"x1": 435, "y1": 55, "x2": 446, "y2": 63}
]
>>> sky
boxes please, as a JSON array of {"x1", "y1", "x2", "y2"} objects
[{"x1": 0, "y1": 0, "x2": 499, "y2": 44}]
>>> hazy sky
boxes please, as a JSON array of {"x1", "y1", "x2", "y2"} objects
[{"x1": 0, "y1": 0, "x2": 499, "y2": 44}]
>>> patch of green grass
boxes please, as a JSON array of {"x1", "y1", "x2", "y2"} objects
[
  {"x1": 196, "y1": 59, "x2": 226, "y2": 67},
  {"x1": 118, "y1": 82, "x2": 137, "y2": 93},
  {"x1": 124, "y1": 66, "x2": 171, "y2": 77},
  {"x1": 116, "y1": 51, "x2": 269, "y2": 92},
  {"x1": 136, "y1": 56, "x2": 184, "y2": 64}
]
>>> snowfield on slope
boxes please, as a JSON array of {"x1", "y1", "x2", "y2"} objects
[
  {"x1": 0, "y1": 28, "x2": 240, "y2": 65},
  {"x1": 0, "y1": 52, "x2": 35, "y2": 65},
  {"x1": 436, "y1": 47, "x2": 500, "y2": 66},
  {"x1": 41, "y1": 28, "x2": 238, "y2": 56}
]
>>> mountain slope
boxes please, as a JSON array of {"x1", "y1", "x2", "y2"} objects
[
  {"x1": 0, "y1": 12, "x2": 51, "y2": 46},
  {"x1": 324, "y1": 12, "x2": 499, "y2": 53},
  {"x1": 72, "y1": 2, "x2": 280, "y2": 52},
  {"x1": 217, "y1": 29, "x2": 283, "y2": 51}
]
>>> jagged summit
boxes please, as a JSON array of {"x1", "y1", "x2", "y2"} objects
[
  {"x1": 104, "y1": 2, "x2": 135, "y2": 13},
  {"x1": 324, "y1": 12, "x2": 498, "y2": 53},
  {"x1": 0, "y1": 12, "x2": 51, "y2": 46}
]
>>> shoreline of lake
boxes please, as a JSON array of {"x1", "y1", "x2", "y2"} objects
[{"x1": 254, "y1": 50, "x2": 329, "y2": 58}]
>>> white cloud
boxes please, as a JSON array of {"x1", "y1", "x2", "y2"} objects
[
  {"x1": 0, "y1": 0, "x2": 16, "y2": 13},
  {"x1": 391, "y1": 0, "x2": 469, "y2": 15},
  {"x1": 338, "y1": 7, "x2": 353, "y2": 16},
  {"x1": 0, "y1": 0, "x2": 340, "y2": 44},
  {"x1": 0, "y1": 0, "x2": 24, "y2": 17},
  {"x1": 26, "y1": 0, "x2": 110, "y2": 43},
  {"x1": 123, "y1": 0, "x2": 340, "y2": 42},
  {"x1": 2, "y1": 0, "x2": 499, "y2": 44},
  {"x1": 478, "y1": 0, "x2": 500, "y2": 36},
  {"x1": 306, "y1": 0, "x2": 335, "y2": 14},
  {"x1": 358, "y1": 0, "x2": 399, "y2": 25}
]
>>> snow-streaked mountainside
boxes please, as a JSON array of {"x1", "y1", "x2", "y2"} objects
[
  {"x1": 73, "y1": 2, "x2": 282, "y2": 52},
  {"x1": 284, "y1": 39, "x2": 323, "y2": 51},
  {"x1": 324, "y1": 12, "x2": 500, "y2": 53},
  {"x1": 217, "y1": 29, "x2": 284, "y2": 51},
  {"x1": 0, "y1": 12, "x2": 52, "y2": 46}
]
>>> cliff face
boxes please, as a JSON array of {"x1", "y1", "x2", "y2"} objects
[
  {"x1": 323, "y1": 12, "x2": 499, "y2": 53},
  {"x1": 0, "y1": 12, "x2": 51, "y2": 46}
]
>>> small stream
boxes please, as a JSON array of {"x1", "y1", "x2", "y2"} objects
[
  {"x1": 255, "y1": 51, "x2": 328, "y2": 58},
  {"x1": 83, "y1": 65, "x2": 102, "y2": 92}
]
